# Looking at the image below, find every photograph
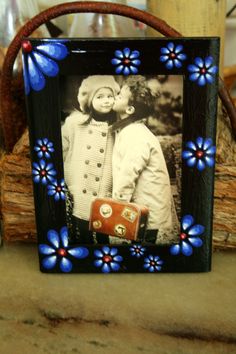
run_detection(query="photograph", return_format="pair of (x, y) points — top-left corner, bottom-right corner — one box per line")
(60, 74), (183, 246)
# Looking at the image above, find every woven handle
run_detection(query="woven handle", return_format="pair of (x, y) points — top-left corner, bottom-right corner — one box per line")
(0, 1), (235, 152)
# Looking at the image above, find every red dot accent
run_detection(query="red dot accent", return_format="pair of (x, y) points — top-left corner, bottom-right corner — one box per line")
(56, 186), (62, 192)
(41, 170), (46, 176)
(124, 58), (130, 65)
(22, 40), (33, 53)
(57, 248), (67, 257)
(103, 255), (112, 263)
(170, 52), (176, 59)
(196, 150), (204, 158)
(150, 261), (156, 266)
(180, 233), (187, 240)
(41, 146), (47, 152)
(200, 68), (206, 74)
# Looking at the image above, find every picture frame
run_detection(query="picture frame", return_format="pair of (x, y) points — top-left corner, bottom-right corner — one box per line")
(22, 37), (219, 273)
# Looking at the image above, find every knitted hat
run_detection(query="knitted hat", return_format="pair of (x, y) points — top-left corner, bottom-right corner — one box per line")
(78, 75), (120, 113)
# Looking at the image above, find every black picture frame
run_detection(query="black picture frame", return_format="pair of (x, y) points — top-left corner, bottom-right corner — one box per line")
(22, 37), (219, 273)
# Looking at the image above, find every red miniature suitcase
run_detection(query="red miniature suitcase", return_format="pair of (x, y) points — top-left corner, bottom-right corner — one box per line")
(89, 198), (149, 241)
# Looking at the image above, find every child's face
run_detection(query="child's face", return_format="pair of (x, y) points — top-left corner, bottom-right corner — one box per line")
(92, 87), (114, 114)
(113, 85), (132, 116)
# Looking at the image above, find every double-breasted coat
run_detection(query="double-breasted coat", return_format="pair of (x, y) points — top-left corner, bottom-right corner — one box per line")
(62, 111), (113, 221)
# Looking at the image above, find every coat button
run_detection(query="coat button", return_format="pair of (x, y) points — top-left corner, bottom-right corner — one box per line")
(87, 145), (91, 150)
(84, 174), (88, 178)
(93, 192), (97, 196)
(100, 148), (104, 153)
(85, 160), (89, 165)
(95, 177), (100, 181)
(102, 132), (106, 137)
(97, 163), (102, 168)
(83, 189), (87, 193)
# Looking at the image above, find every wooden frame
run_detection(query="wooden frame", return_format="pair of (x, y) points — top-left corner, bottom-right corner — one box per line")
(22, 37), (219, 273)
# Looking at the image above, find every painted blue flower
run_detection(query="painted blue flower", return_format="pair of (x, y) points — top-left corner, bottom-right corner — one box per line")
(111, 48), (141, 75)
(94, 246), (123, 273)
(22, 40), (68, 94)
(47, 179), (66, 201)
(182, 137), (216, 171)
(39, 226), (89, 272)
(130, 244), (146, 258)
(170, 215), (204, 257)
(188, 56), (218, 86)
(160, 42), (187, 69)
(143, 255), (163, 272)
(32, 159), (57, 185)
(34, 138), (54, 159)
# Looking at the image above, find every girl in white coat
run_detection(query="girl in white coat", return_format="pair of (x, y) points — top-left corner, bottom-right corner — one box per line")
(62, 76), (120, 244)
(112, 76), (173, 244)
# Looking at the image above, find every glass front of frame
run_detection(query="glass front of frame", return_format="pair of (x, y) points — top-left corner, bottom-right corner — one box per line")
(22, 38), (219, 273)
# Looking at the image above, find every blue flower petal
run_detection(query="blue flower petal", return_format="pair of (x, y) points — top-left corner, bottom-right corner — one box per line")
(129, 66), (138, 74)
(39, 244), (55, 255)
(181, 241), (193, 256)
(42, 255), (57, 269)
(111, 58), (122, 65)
(189, 72), (200, 82)
(182, 150), (194, 159)
(194, 57), (204, 68)
(143, 263), (150, 269)
(110, 262), (120, 271)
(94, 250), (103, 258)
(177, 53), (187, 61)
(205, 56), (213, 68)
(47, 229), (60, 248)
(22, 60), (30, 95)
(167, 42), (175, 51)
(205, 144), (216, 155)
(94, 259), (103, 267)
(196, 137), (204, 149)
(160, 47), (170, 54)
(68, 247), (89, 259)
(60, 226), (68, 248)
(32, 52), (59, 77)
(182, 215), (194, 231)
(160, 55), (169, 62)
(60, 257), (72, 272)
(186, 141), (197, 151)
(202, 138), (213, 151)
(188, 64), (199, 73)
(115, 65), (124, 74)
(208, 66), (218, 74)
(102, 263), (111, 273)
(54, 193), (60, 201)
(198, 75), (207, 86)
(170, 244), (181, 255)
(28, 55), (45, 91)
(123, 66), (130, 75)
(175, 44), (183, 53)
(197, 159), (206, 171)
(186, 156), (197, 167)
(36, 43), (68, 60)
(188, 224), (205, 236)
(188, 237), (203, 247)
(123, 48), (131, 58)
(174, 59), (182, 68)
(39, 159), (46, 169)
(109, 248), (118, 256)
(131, 59), (141, 66)
(130, 50), (140, 59)
(114, 50), (124, 59)
(205, 73), (214, 84)
(102, 246), (110, 255)
(166, 60), (174, 69)
(148, 266), (155, 272)
(33, 175), (41, 183)
(204, 156), (215, 167)
(113, 255), (123, 262)
(41, 176), (48, 185)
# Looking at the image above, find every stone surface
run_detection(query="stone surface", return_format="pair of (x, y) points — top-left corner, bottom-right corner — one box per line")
(0, 245), (235, 354)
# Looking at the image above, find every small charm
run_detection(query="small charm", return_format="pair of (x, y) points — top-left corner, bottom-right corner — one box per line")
(114, 224), (126, 237)
(121, 207), (137, 223)
(93, 220), (102, 229)
(100, 204), (112, 218)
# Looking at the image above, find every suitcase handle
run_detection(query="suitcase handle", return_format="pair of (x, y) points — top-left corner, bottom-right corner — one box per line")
(1, 1), (236, 152)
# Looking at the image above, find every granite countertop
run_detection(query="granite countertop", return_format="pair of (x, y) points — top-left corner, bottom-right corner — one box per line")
(0, 244), (235, 354)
